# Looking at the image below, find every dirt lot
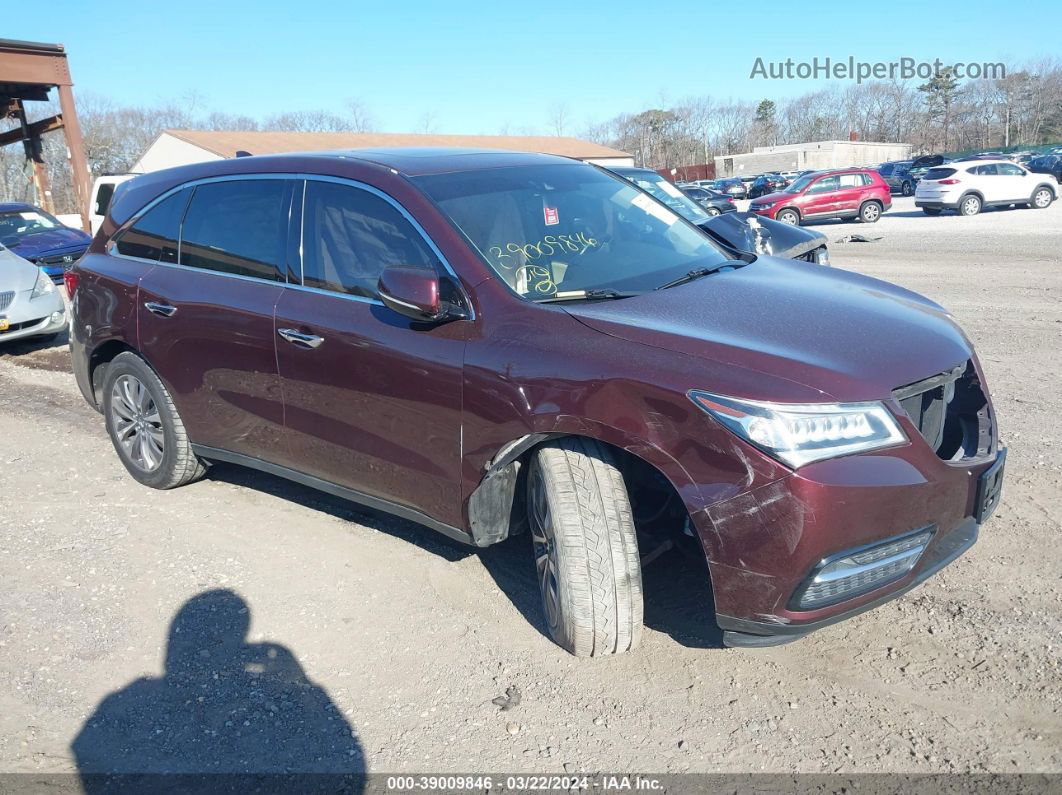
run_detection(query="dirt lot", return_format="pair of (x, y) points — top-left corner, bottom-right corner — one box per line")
(1, 196), (1059, 777)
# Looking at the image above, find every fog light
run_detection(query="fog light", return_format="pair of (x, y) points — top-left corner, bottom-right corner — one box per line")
(793, 528), (934, 610)
(50, 311), (64, 323)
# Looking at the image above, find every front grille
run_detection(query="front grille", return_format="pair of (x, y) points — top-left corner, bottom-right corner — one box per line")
(38, 248), (87, 266)
(0, 291), (13, 311)
(893, 361), (992, 460)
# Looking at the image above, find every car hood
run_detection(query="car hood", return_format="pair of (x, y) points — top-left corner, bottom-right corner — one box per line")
(5, 226), (91, 258)
(700, 212), (825, 259)
(561, 257), (972, 402)
(751, 190), (796, 204)
(0, 246), (41, 291)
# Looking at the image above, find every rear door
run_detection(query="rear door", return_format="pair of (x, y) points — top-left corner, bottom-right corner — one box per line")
(137, 177), (295, 462)
(272, 178), (467, 528)
(833, 173), (866, 215)
(971, 164), (1003, 202)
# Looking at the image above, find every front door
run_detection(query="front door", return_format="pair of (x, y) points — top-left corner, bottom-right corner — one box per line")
(137, 177), (295, 462)
(273, 179), (467, 528)
(801, 175), (840, 217)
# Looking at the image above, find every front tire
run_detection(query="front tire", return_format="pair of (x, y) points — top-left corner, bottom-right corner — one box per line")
(527, 438), (643, 657)
(103, 352), (206, 490)
(776, 208), (800, 225)
(706, 207), (721, 216)
(1032, 187), (1054, 209)
(959, 194), (982, 216)
(901, 181), (914, 197)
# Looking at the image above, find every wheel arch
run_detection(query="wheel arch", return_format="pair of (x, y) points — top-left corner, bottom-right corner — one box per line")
(466, 426), (699, 549)
(87, 339), (140, 409)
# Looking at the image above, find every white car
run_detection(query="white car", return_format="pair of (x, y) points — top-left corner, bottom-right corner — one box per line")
(0, 243), (67, 344)
(915, 159), (1057, 216)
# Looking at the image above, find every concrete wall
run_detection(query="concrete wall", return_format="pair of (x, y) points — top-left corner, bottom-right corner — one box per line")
(714, 140), (912, 177)
(131, 134), (224, 173)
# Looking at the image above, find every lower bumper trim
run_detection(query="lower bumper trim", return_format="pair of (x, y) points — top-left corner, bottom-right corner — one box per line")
(717, 517), (979, 644)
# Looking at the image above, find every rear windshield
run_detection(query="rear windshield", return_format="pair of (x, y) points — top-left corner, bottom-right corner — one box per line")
(923, 168), (957, 180)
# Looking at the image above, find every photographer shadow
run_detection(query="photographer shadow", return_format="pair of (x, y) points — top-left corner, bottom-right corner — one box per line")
(72, 589), (364, 793)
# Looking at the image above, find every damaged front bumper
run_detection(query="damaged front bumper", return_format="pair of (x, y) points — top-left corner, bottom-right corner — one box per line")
(717, 518), (978, 647)
(690, 446), (1004, 649)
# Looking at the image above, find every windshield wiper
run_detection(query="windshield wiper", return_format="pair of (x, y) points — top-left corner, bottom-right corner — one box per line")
(536, 288), (637, 303)
(654, 260), (747, 290)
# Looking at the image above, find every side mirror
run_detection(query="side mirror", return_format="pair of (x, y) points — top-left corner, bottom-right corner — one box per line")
(378, 266), (464, 323)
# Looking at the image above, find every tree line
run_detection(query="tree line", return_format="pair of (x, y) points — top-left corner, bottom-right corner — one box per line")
(2, 58), (1060, 216)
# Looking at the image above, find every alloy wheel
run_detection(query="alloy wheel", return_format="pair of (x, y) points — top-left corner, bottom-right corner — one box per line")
(529, 466), (561, 631)
(862, 203), (881, 222)
(961, 196), (981, 216)
(110, 374), (165, 471)
(1034, 189), (1052, 208)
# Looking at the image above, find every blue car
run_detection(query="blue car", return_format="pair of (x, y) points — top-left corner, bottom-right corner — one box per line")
(0, 202), (92, 283)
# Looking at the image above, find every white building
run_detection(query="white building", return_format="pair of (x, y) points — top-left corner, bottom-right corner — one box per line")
(132, 130), (634, 173)
(714, 140), (912, 177)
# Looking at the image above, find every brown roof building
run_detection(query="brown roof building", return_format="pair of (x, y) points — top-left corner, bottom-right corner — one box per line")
(132, 130), (633, 172)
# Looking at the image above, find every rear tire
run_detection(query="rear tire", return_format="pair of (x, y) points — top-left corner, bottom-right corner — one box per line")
(858, 201), (882, 223)
(706, 207), (721, 216)
(527, 438), (643, 657)
(959, 194), (982, 216)
(103, 352), (206, 490)
(901, 181), (914, 197)
(776, 208), (800, 225)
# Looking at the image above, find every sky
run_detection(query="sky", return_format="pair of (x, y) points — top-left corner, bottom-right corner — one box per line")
(15, 0), (1062, 135)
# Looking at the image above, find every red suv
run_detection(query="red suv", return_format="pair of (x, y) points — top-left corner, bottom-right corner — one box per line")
(68, 150), (1003, 656)
(749, 168), (892, 225)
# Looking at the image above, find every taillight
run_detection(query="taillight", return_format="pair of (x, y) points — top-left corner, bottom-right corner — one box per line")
(63, 269), (79, 296)
(939, 179), (961, 185)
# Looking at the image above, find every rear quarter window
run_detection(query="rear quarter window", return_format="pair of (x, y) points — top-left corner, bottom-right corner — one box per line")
(114, 189), (191, 263)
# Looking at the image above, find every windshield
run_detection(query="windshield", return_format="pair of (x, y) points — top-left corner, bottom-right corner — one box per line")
(621, 173), (709, 224)
(0, 208), (61, 240)
(415, 164), (729, 300)
(786, 173), (817, 193)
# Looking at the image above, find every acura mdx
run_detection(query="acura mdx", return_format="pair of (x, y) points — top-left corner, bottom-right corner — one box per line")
(68, 149), (1005, 656)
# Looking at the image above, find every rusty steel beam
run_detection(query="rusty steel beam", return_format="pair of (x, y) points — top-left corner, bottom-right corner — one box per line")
(0, 40), (90, 230)
(0, 112), (64, 147)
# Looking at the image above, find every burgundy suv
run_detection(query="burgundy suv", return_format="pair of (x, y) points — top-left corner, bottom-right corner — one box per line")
(749, 168), (892, 225)
(68, 150), (1004, 656)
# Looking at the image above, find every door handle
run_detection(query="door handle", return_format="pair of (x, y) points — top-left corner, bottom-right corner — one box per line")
(144, 301), (177, 317)
(277, 328), (324, 349)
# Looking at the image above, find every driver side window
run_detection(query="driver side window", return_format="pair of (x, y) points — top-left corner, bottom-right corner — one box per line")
(301, 180), (439, 299)
(808, 176), (839, 194)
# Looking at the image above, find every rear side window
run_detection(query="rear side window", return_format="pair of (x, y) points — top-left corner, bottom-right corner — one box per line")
(114, 189), (191, 263)
(924, 168), (957, 181)
(971, 164), (998, 176)
(180, 180), (289, 281)
(301, 180), (438, 299)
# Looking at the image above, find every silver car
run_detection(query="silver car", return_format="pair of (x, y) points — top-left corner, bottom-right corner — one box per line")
(0, 243), (67, 344)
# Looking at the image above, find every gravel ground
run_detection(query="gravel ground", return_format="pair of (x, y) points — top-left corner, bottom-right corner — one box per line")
(0, 196), (1059, 777)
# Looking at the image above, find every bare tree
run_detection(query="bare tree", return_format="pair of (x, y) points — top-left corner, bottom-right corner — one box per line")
(345, 98), (376, 133)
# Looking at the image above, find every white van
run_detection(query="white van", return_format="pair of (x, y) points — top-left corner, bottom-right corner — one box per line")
(88, 175), (137, 234)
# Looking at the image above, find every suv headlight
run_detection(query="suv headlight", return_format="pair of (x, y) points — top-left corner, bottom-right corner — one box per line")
(688, 391), (907, 468)
(30, 269), (55, 299)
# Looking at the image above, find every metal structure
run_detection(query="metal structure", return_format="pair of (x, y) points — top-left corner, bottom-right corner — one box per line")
(0, 38), (90, 230)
